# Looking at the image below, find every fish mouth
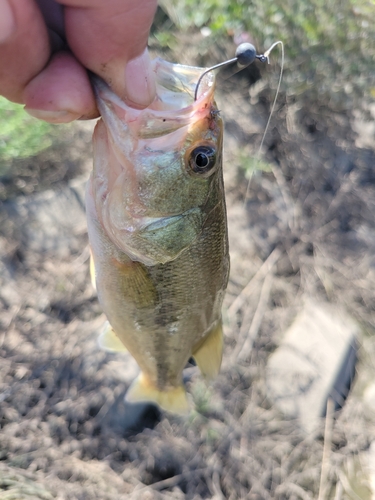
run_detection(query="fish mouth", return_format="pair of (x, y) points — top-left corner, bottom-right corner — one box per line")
(92, 58), (216, 139)
(150, 57), (215, 110)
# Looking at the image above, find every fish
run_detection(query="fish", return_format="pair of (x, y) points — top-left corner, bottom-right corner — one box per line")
(86, 57), (229, 414)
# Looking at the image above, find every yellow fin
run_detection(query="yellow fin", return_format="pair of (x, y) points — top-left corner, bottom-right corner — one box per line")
(192, 320), (223, 380)
(98, 321), (127, 352)
(89, 250), (96, 290)
(125, 373), (189, 415)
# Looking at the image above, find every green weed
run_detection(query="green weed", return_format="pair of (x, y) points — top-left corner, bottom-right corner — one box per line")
(0, 98), (54, 175)
(160, 0), (375, 109)
(239, 155), (273, 180)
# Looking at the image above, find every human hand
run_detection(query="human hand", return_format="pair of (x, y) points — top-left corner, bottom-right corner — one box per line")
(0, 0), (158, 122)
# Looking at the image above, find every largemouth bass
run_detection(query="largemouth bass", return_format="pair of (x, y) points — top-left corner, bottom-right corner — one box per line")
(86, 58), (229, 414)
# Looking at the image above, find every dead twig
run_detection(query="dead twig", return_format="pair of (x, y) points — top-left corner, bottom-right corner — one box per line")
(228, 247), (281, 316)
(318, 398), (335, 500)
(333, 480), (343, 500)
(338, 471), (364, 500)
(271, 164), (298, 232)
(275, 481), (313, 500)
(231, 272), (274, 362)
(132, 468), (210, 494)
(211, 469), (225, 500)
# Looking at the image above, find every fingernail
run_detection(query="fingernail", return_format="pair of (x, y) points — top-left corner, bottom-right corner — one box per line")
(124, 48), (156, 109)
(0, 0), (16, 43)
(25, 108), (81, 123)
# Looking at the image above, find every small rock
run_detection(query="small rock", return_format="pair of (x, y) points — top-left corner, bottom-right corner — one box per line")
(266, 301), (358, 433)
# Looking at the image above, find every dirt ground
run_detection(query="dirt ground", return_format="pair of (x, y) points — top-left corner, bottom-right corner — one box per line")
(1, 37), (375, 499)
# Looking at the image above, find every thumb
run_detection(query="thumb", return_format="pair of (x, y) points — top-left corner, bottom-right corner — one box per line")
(60, 0), (157, 108)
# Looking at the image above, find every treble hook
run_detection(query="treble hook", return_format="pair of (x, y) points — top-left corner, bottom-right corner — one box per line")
(194, 43), (268, 101)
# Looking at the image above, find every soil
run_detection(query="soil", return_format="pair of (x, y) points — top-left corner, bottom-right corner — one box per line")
(0, 39), (375, 499)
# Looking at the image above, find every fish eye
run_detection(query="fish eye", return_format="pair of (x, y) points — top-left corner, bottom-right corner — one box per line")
(189, 145), (217, 175)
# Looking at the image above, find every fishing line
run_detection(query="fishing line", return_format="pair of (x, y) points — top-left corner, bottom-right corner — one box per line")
(243, 40), (284, 207)
(194, 43), (267, 101)
(193, 41), (284, 207)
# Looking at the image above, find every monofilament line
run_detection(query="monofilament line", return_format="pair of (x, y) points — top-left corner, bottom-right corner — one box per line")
(243, 40), (284, 207)
(194, 43), (266, 101)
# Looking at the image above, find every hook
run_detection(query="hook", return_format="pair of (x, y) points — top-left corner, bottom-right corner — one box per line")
(194, 43), (268, 101)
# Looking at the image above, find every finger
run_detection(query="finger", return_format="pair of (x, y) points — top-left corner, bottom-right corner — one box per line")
(0, 0), (50, 103)
(59, 0), (158, 108)
(24, 51), (98, 123)
(35, 0), (65, 38)
(35, 0), (66, 53)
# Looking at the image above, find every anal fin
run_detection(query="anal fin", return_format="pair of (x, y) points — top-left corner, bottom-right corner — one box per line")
(192, 320), (223, 380)
(98, 321), (127, 353)
(125, 373), (189, 415)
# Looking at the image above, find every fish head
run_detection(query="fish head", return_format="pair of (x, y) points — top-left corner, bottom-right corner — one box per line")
(90, 58), (224, 264)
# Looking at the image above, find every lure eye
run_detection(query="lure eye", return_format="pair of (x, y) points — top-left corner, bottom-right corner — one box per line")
(189, 145), (217, 175)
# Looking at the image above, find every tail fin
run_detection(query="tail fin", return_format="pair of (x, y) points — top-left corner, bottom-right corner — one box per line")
(125, 373), (189, 415)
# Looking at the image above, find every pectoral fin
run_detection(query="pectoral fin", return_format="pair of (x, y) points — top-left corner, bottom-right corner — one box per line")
(125, 373), (189, 415)
(98, 321), (127, 352)
(192, 321), (223, 380)
(134, 208), (203, 264)
(112, 258), (157, 309)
